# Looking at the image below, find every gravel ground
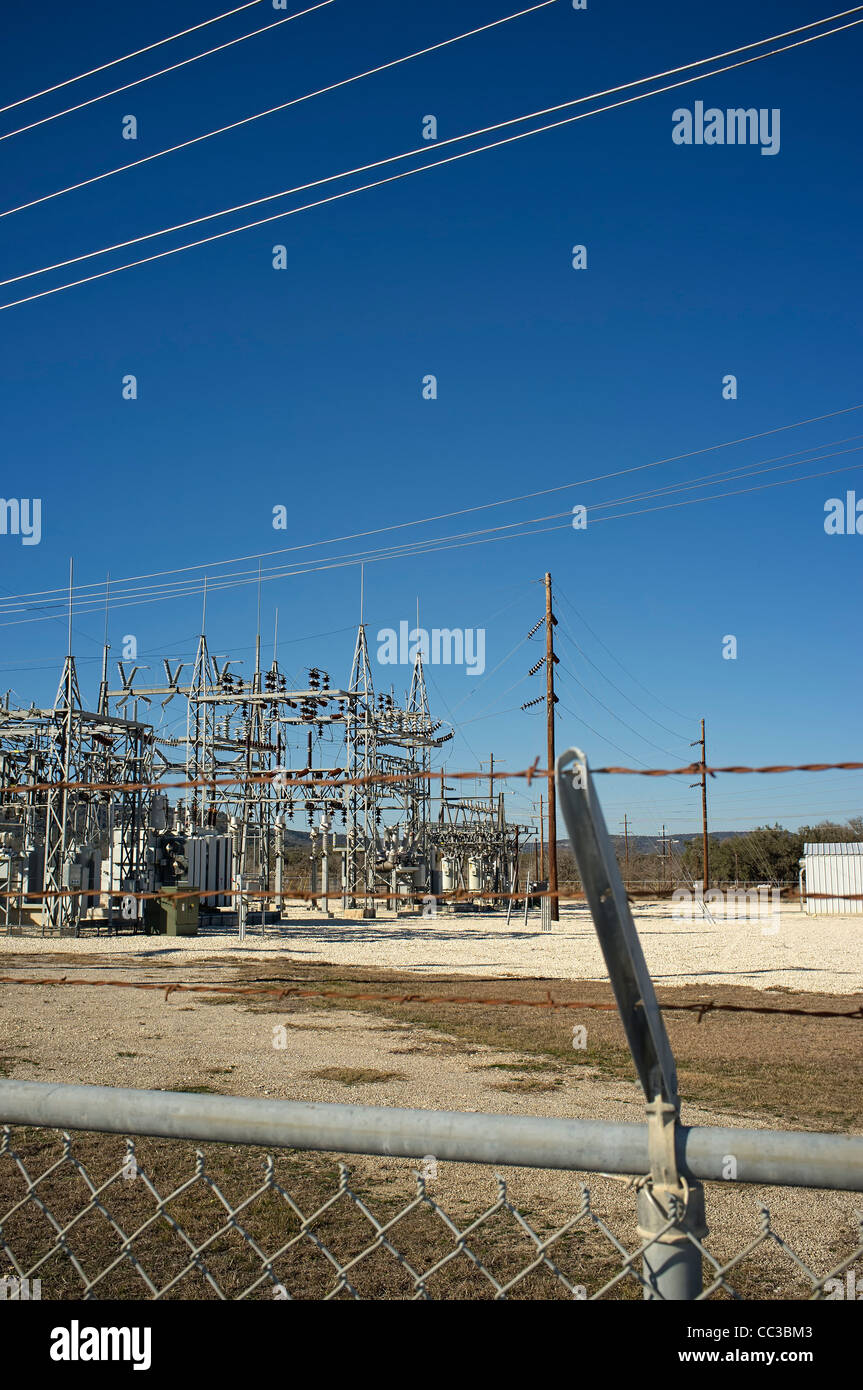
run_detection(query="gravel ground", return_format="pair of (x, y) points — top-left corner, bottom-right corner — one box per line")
(1, 953), (861, 1296)
(2, 897), (860, 1296)
(1, 898), (860, 993)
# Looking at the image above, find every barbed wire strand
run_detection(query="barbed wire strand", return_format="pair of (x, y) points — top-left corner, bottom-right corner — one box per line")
(2, 759), (862, 797)
(0, 974), (860, 1022)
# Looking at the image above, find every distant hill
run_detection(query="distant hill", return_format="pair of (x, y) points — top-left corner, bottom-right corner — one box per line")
(607, 830), (751, 853)
(549, 831), (751, 854)
(283, 827), (346, 848)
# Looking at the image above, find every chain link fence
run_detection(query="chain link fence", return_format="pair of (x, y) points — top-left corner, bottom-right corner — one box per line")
(1, 1098), (862, 1301)
(2, 751), (860, 1302)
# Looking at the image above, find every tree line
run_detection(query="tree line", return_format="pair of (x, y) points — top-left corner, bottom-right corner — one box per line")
(678, 818), (862, 884)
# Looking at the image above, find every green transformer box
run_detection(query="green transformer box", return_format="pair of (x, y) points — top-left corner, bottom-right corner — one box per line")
(143, 884), (199, 936)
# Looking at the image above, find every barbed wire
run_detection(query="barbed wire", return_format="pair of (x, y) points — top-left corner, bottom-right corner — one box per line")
(595, 761), (863, 778)
(0, 973), (860, 1021)
(1, 884), (860, 903)
(1, 758), (862, 797)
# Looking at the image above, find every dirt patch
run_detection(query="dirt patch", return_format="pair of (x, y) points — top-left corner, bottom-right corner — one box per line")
(389, 1038), (478, 1056)
(304, 1067), (408, 1087)
(488, 1077), (565, 1094)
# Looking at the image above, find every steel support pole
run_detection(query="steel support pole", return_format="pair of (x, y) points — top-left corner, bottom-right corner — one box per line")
(638, 1096), (705, 1299)
(690, 719), (709, 893)
(638, 1182), (706, 1300)
(237, 873), (246, 942)
(701, 719), (709, 895)
(275, 819), (284, 918)
(556, 748), (705, 1296)
(321, 817), (331, 919)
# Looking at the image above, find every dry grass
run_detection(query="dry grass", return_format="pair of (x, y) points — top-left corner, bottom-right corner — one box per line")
(2, 956), (860, 1301)
(217, 963), (863, 1131)
(303, 1067), (407, 1087)
(0, 1127), (641, 1301)
(0, 1126), (828, 1302)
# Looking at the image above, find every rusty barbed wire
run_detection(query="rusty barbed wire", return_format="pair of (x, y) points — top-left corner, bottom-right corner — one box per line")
(593, 761), (863, 777)
(0, 880), (859, 905)
(0, 760), (541, 797)
(0, 973), (860, 1022)
(1, 757), (861, 797)
(1, 884), (861, 903)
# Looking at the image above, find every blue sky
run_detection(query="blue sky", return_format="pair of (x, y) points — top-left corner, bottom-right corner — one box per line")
(0, 0), (861, 836)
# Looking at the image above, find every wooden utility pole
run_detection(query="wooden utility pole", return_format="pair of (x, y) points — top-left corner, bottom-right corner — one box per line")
(544, 572), (559, 921)
(622, 814), (630, 879)
(539, 792), (545, 881)
(691, 718), (709, 893)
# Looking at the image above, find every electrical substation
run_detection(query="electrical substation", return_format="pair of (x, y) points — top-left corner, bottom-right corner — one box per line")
(0, 616), (532, 937)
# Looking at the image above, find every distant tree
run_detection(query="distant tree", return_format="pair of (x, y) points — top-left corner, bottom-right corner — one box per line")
(680, 816), (862, 884)
(681, 825), (800, 884)
(798, 818), (863, 843)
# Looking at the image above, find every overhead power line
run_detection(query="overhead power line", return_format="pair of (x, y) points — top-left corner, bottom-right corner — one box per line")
(587, 433), (863, 514)
(71, 452), (863, 614)
(4, 9), (861, 283)
(556, 658), (687, 763)
(0, 1), (266, 115)
(590, 452), (863, 525)
(554, 612), (691, 745)
(555, 584), (697, 727)
(3, 406), (860, 609)
(0, 1), (560, 221)
(3, 12), (863, 309)
(0, 1), (335, 144)
(556, 699), (654, 771)
(0, 2), (268, 116)
(1, 440), (862, 627)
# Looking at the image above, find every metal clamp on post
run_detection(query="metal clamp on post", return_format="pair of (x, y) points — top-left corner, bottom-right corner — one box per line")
(647, 1096), (681, 1191)
(638, 1096), (707, 1300)
(555, 747), (707, 1299)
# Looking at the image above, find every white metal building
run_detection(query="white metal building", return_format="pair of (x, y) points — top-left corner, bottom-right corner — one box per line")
(800, 842), (863, 915)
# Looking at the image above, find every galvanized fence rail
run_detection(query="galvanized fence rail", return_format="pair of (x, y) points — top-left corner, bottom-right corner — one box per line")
(1, 1082), (862, 1301)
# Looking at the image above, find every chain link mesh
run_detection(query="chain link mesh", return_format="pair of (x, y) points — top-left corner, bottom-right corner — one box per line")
(1, 1126), (860, 1301)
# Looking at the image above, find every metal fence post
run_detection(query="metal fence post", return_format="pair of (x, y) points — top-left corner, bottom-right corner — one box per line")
(555, 746), (707, 1299)
(638, 1097), (706, 1300)
(540, 888), (551, 932)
